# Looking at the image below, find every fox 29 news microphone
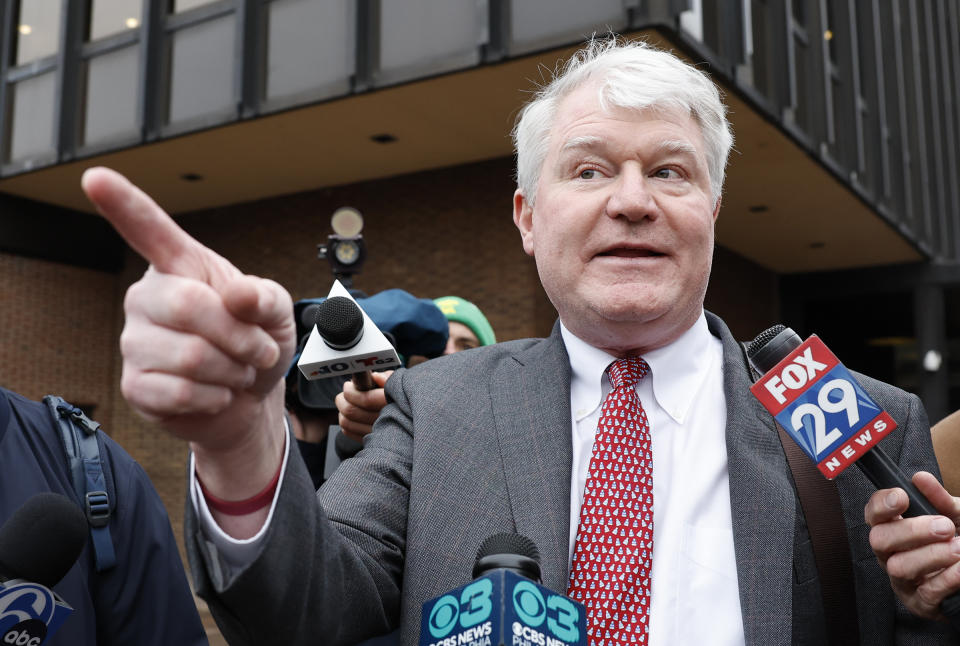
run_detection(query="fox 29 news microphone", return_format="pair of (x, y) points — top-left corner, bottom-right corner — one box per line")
(419, 534), (586, 646)
(0, 493), (88, 646)
(746, 325), (960, 630)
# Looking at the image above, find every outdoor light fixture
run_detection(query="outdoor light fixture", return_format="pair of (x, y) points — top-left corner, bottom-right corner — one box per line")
(318, 207), (366, 286)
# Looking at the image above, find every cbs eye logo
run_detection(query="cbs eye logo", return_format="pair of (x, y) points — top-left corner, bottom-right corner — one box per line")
(428, 579), (493, 638)
(511, 581), (579, 642)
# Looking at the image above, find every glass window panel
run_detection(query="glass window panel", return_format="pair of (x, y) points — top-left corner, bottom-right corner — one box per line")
(89, 0), (143, 41)
(378, 0), (480, 84)
(266, 0), (353, 101)
(7, 72), (56, 161)
(15, 0), (62, 64)
(174, 0), (217, 12)
(510, 0), (626, 55)
(168, 15), (235, 124)
(83, 45), (139, 146)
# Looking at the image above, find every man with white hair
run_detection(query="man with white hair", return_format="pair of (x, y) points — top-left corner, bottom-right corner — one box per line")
(82, 38), (956, 645)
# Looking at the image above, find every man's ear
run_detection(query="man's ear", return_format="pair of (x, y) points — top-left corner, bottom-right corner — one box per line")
(712, 195), (722, 222)
(513, 189), (535, 257)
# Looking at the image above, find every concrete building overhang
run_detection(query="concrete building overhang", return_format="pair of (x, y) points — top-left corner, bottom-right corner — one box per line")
(0, 30), (921, 274)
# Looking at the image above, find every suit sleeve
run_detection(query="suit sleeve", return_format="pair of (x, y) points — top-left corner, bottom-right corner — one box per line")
(187, 369), (418, 646)
(95, 444), (209, 646)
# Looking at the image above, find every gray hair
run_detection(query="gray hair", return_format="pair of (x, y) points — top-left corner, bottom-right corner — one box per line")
(512, 38), (734, 204)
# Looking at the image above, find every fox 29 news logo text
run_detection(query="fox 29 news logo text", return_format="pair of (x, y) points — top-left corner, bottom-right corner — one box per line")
(750, 335), (897, 478)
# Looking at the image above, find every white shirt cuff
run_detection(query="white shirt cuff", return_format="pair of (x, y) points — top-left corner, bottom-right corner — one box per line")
(189, 420), (291, 570)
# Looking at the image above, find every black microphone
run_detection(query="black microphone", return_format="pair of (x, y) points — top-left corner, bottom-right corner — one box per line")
(747, 325), (960, 625)
(419, 533), (586, 646)
(313, 296), (374, 390)
(305, 293), (401, 392)
(0, 493), (88, 643)
(472, 533), (542, 582)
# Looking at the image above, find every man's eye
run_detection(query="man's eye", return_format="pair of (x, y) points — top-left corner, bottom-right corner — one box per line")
(579, 169), (598, 179)
(653, 167), (680, 179)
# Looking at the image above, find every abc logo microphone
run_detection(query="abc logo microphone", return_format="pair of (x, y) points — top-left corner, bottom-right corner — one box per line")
(419, 533), (586, 646)
(0, 493), (88, 645)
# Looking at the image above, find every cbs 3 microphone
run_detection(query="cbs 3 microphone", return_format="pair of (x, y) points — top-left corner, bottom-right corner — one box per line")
(420, 533), (587, 646)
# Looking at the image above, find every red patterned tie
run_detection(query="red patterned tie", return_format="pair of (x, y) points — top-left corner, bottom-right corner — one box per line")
(568, 357), (652, 646)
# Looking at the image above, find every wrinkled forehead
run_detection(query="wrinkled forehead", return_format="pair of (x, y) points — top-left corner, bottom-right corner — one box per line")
(548, 84), (706, 154)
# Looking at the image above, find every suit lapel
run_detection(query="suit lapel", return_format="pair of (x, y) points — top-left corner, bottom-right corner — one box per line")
(709, 313), (795, 646)
(490, 324), (573, 594)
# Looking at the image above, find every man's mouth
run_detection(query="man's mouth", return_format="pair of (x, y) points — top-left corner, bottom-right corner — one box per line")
(596, 247), (665, 258)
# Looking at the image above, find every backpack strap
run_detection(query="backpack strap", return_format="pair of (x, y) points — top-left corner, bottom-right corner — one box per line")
(740, 343), (859, 646)
(43, 396), (117, 572)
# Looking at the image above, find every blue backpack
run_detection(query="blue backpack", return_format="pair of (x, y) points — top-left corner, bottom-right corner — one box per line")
(42, 396), (117, 572)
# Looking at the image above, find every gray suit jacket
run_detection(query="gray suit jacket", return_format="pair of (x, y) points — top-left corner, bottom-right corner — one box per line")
(187, 313), (955, 645)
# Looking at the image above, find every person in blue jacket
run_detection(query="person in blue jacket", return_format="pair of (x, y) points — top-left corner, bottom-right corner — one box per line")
(0, 386), (208, 646)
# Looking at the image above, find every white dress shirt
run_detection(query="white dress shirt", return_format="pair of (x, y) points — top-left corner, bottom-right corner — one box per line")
(196, 313), (745, 644)
(561, 312), (744, 646)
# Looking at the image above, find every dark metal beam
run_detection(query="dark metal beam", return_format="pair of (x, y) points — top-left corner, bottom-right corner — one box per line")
(937, 0), (960, 262)
(55, 0), (84, 162)
(915, 283), (948, 423)
(923, 3), (948, 259)
(906, 2), (933, 243)
(353, 0), (379, 92)
(236, 0), (262, 119)
(482, 0), (509, 62)
(0, 0), (12, 163)
(139, 0), (166, 142)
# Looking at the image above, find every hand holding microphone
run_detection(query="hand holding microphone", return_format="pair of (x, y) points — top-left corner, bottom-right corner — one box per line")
(747, 325), (960, 629)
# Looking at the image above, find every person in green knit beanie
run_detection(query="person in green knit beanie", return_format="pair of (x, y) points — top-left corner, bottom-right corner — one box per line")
(432, 296), (496, 353)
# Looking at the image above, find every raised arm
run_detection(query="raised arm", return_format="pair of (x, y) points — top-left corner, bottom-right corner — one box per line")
(82, 167), (296, 538)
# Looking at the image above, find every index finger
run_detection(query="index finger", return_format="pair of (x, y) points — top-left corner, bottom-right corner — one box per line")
(81, 166), (204, 277)
(913, 471), (960, 524)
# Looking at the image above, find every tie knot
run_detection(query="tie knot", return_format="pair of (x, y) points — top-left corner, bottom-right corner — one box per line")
(607, 356), (649, 389)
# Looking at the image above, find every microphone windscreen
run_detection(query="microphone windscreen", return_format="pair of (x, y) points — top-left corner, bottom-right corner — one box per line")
(315, 297), (364, 349)
(476, 533), (540, 563)
(0, 492), (88, 588)
(472, 533), (542, 582)
(746, 324), (801, 374)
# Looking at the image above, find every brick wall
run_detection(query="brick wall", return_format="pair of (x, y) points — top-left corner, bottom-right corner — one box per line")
(0, 252), (119, 417)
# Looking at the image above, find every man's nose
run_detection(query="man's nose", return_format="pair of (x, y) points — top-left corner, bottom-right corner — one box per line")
(605, 166), (658, 222)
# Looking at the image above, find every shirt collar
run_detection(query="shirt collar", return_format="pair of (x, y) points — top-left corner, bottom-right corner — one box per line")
(561, 311), (717, 424)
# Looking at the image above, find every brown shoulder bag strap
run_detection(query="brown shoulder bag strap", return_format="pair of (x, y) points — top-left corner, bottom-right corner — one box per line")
(742, 342), (860, 645)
